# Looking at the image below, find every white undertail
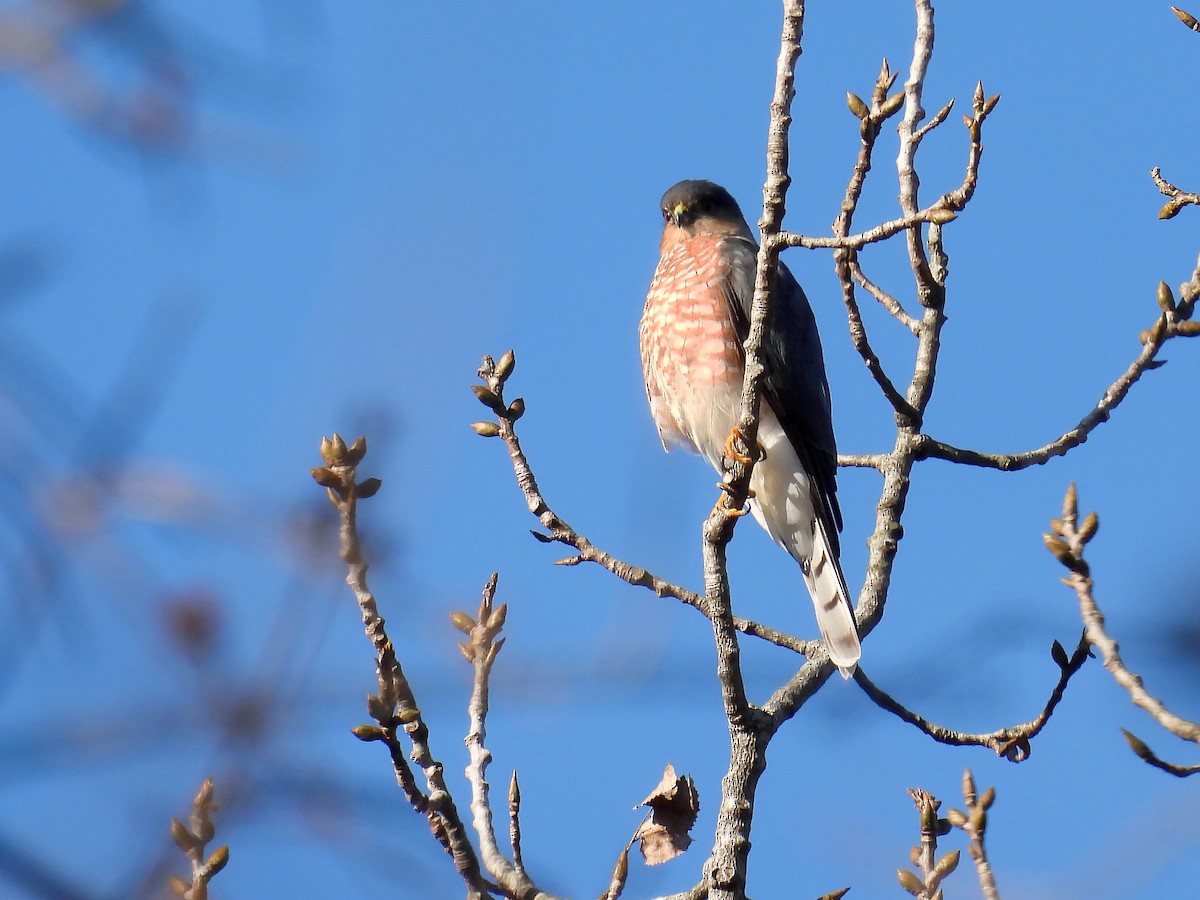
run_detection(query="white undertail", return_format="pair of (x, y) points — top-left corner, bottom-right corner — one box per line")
(744, 411), (861, 679)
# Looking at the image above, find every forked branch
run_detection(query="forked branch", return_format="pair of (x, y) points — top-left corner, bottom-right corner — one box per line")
(1043, 484), (1200, 777)
(855, 631), (1091, 761)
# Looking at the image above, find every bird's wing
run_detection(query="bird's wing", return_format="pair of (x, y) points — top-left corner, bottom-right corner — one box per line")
(717, 235), (843, 550)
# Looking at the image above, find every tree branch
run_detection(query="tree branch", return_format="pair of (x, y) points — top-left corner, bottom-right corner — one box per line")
(471, 352), (822, 662)
(455, 575), (558, 897)
(312, 436), (492, 898)
(853, 631), (1091, 761)
(1152, 165), (1200, 220)
(168, 779), (228, 900)
(1043, 484), (1200, 775)
(849, 254), (920, 333)
(946, 769), (1000, 900)
(914, 297), (1199, 470)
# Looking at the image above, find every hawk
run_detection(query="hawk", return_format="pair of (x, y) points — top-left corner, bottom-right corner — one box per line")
(639, 179), (860, 677)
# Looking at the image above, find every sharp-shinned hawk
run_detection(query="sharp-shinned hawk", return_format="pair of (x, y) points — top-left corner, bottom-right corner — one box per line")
(639, 179), (861, 677)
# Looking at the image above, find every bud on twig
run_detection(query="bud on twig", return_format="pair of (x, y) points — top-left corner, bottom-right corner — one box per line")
(1157, 280), (1177, 312)
(897, 867), (924, 895)
(1077, 511), (1099, 543)
(935, 850), (960, 878)
(1062, 482), (1078, 520)
(472, 385), (505, 413)
(351, 724), (385, 741)
(495, 348), (516, 381)
(1050, 640), (1069, 669)
(206, 846), (230, 875)
(881, 91), (905, 117)
(1042, 533), (1074, 565)
(846, 91), (869, 119)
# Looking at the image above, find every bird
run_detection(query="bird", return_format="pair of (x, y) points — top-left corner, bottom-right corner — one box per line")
(639, 179), (861, 677)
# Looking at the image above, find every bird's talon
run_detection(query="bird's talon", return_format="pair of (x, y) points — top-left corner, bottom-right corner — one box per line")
(714, 491), (752, 517)
(722, 426), (755, 466)
(714, 480), (754, 498)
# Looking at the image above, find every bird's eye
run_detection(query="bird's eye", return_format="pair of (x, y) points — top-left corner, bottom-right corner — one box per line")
(661, 208), (670, 222)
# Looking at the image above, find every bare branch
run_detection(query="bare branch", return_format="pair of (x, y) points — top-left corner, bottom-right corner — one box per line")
(854, 631), (1091, 761)
(946, 770), (1000, 900)
(1120, 729), (1200, 778)
(896, 0), (937, 308)
(837, 452), (889, 470)
(456, 575), (557, 897)
(508, 772), (526, 875)
(849, 256), (920, 333)
(912, 96), (955, 142)
(168, 779), (228, 900)
(313, 435), (492, 898)
(915, 301), (1195, 470)
(689, 5), (812, 895)
(826, 62), (923, 427)
(1151, 165), (1200, 219)
(1043, 486), (1200, 768)
(473, 352), (821, 660)
(898, 788), (958, 899)
(598, 843), (632, 900)
(773, 204), (956, 251)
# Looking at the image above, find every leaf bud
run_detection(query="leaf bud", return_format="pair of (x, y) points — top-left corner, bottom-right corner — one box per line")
(846, 91), (869, 119)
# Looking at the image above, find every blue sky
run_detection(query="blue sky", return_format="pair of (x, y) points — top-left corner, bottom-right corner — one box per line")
(0, 1), (1197, 897)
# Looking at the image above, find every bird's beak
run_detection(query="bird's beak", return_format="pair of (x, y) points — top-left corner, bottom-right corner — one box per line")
(670, 202), (687, 227)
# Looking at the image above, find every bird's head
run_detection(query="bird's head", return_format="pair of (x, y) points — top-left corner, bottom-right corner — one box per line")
(659, 180), (753, 244)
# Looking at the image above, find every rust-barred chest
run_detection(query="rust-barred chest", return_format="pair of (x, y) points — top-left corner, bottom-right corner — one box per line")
(639, 235), (746, 453)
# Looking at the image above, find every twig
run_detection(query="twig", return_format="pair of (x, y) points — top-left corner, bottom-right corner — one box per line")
(598, 842), (632, 900)
(854, 630), (1092, 761)
(912, 96), (955, 142)
(1043, 484), (1200, 775)
(915, 298), (1197, 470)
(1151, 165), (1200, 220)
(471, 352), (824, 664)
(849, 255), (919, 333)
(946, 769), (1000, 900)
(897, 788), (958, 899)
(455, 574), (557, 897)
(1120, 729), (1200, 778)
(312, 436), (492, 898)
(474, 353), (705, 610)
(828, 62), (922, 426)
(773, 203), (955, 251)
(508, 772), (525, 875)
(168, 779), (229, 900)
(837, 452), (889, 470)
(896, 0), (937, 309)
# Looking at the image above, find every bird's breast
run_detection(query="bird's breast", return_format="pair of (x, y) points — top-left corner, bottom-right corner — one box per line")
(639, 236), (746, 459)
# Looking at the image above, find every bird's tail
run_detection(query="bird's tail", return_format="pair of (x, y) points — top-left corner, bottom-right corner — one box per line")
(801, 516), (861, 679)
(745, 417), (862, 677)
